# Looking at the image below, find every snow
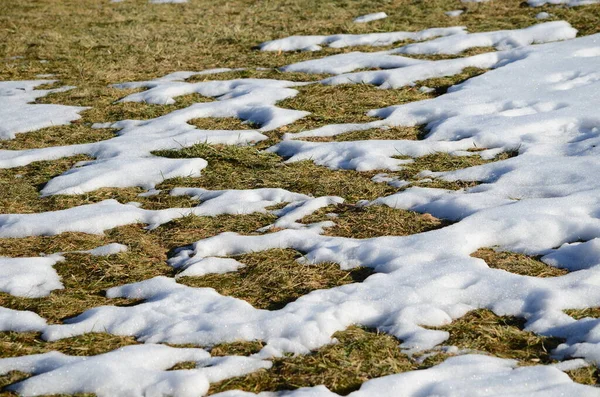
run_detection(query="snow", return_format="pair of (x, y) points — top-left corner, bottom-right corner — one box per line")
(259, 27), (466, 52)
(282, 52), (427, 75)
(85, 243), (129, 256)
(280, 21), (575, 77)
(40, 157), (208, 196)
(445, 10), (464, 17)
(536, 11), (551, 19)
(0, 188), (339, 238)
(528, 0), (599, 6)
(0, 344), (270, 397)
(0, 77), (307, 195)
(212, 356), (597, 396)
(391, 21), (576, 55)
(353, 12), (388, 23)
(173, 257), (246, 278)
(0, 307), (47, 332)
(0, 255), (64, 298)
(276, 29), (595, 168)
(0, 80), (87, 140)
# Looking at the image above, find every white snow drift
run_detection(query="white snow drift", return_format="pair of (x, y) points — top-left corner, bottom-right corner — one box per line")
(0, 344), (270, 397)
(259, 27), (466, 52)
(0, 80), (86, 140)
(0, 76), (308, 195)
(0, 188), (341, 238)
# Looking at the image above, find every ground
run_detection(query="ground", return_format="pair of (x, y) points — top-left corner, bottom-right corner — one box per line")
(1, 0), (600, 396)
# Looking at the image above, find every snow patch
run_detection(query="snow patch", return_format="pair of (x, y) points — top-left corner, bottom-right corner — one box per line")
(353, 12), (388, 23)
(0, 81), (87, 140)
(0, 344), (270, 397)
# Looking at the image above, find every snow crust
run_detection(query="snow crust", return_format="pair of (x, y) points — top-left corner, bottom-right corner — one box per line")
(353, 12), (388, 23)
(0, 81), (86, 140)
(214, 355), (598, 397)
(0, 344), (270, 397)
(0, 307), (46, 332)
(528, 0), (599, 6)
(0, 255), (64, 298)
(259, 27), (466, 52)
(0, 77), (307, 195)
(0, 188), (339, 238)
(281, 21), (574, 77)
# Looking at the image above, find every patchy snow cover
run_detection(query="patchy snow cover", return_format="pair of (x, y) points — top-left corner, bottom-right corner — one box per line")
(259, 27), (466, 52)
(282, 52), (427, 75)
(0, 344), (270, 397)
(0, 307), (47, 332)
(0, 80), (87, 140)
(0, 188), (338, 238)
(213, 355), (597, 397)
(28, 33), (600, 378)
(40, 157), (208, 196)
(0, 77), (307, 195)
(281, 22), (575, 79)
(391, 21), (575, 55)
(0, 255), (64, 298)
(528, 0), (599, 5)
(276, 30), (596, 168)
(42, 191), (600, 363)
(353, 12), (388, 23)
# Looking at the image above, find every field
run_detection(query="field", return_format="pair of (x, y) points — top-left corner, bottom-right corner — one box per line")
(1, 0), (600, 395)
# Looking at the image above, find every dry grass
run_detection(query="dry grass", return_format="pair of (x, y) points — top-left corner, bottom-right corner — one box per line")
(439, 310), (563, 364)
(179, 249), (373, 310)
(208, 326), (446, 395)
(472, 248), (568, 278)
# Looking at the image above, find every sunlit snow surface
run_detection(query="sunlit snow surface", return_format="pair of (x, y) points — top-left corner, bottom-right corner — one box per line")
(0, 81), (86, 140)
(2, 21), (600, 396)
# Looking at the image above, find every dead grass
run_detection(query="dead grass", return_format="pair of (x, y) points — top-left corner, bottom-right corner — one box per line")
(438, 309), (563, 364)
(208, 326), (445, 395)
(179, 249), (373, 310)
(303, 204), (449, 239)
(155, 144), (397, 202)
(565, 308), (600, 320)
(208, 308), (578, 395)
(472, 248), (568, 277)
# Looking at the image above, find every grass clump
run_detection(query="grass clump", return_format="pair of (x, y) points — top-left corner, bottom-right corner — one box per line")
(472, 248), (568, 277)
(155, 144), (395, 202)
(208, 326), (440, 395)
(178, 249), (373, 310)
(438, 309), (563, 364)
(302, 204), (449, 239)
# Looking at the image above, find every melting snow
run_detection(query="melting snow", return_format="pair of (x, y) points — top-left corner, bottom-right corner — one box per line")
(213, 355), (598, 396)
(0, 77), (307, 195)
(0, 188), (340, 238)
(2, 17), (600, 397)
(0, 344), (270, 397)
(259, 27), (466, 52)
(0, 255), (64, 298)
(353, 12), (388, 23)
(0, 81), (86, 140)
